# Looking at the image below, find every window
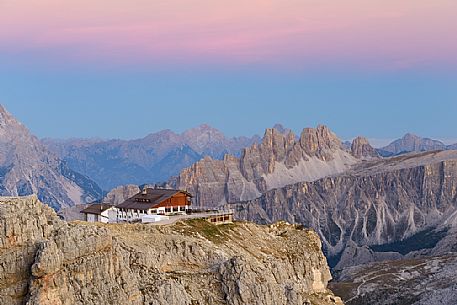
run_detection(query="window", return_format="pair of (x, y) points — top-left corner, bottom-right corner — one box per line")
(151, 209), (157, 214)
(165, 207), (171, 213)
(135, 198), (151, 203)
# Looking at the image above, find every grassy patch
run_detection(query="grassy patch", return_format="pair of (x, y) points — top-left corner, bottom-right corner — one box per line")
(177, 219), (237, 244)
(370, 227), (448, 255)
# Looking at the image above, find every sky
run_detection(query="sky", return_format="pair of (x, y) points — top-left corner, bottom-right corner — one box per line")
(0, 0), (456, 144)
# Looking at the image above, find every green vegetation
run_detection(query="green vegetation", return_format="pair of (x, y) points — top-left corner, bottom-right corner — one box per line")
(177, 219), (237, 244)
(370, 227), (448, 255)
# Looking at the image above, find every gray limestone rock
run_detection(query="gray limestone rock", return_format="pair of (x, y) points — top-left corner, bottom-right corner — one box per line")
(174, 125), (362, 208)
(0, 195), (343, 305)
(350, 137), (379, 159)
(0, 105), (102, 210)
(231, 150), (457, 269)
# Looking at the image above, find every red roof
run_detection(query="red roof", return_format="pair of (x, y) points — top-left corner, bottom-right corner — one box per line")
(116, 188), (192, 210)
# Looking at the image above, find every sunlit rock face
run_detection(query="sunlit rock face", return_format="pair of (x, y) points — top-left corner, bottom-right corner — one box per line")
(0, 196), (343, 305)
(232, 150), (457, 268)
(175, 125), (369, 207)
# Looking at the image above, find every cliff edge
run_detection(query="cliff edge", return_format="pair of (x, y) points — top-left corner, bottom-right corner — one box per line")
(0, 195), (343, 305)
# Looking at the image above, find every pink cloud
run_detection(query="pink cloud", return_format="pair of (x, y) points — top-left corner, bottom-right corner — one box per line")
(1, 0), (456, 69)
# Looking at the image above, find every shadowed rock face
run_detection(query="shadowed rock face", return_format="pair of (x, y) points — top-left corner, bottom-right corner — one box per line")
(330, 254), (457, 305)
(0, 105), (101, 209)
(174, 125), (371, 208)
(0, 196), (343, 305)
(230, 150), (457, 269)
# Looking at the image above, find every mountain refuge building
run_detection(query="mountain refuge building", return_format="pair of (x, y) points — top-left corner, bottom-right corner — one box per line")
(116, 188), (192, 222)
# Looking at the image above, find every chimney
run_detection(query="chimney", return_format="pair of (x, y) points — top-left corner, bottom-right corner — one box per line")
(142, 188), (147, 195)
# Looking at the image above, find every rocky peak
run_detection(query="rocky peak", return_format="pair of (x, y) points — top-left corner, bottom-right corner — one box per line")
(381, 133), (447, 155)
(182, 124), (227, 151)
(0, 105), (102, 209)
(403, 133), (420, 141)
(272, 123), (292, 135)
(141, 129), (181, 146)
(175, 124), (358, 207)
(0, 104), (30, 139)
(261, 128), (288, 148)
(299, 125), (342, 159)
(351, 136), (379, 159)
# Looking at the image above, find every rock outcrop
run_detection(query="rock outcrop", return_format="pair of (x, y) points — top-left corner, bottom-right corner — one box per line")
(230, 150), (457, 268)
(102, 184), (141, 204)
(0, 195), (343, 305)
(350, 137), (379, 159)
(0, 105), (102, 209)
(175, 125), (362, 207)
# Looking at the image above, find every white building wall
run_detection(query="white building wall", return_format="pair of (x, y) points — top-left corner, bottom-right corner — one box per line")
(87, 214), (98, 222)
(105, 208), (118, 223)
(100, 210), (110, 223)
(117, 205), (190, 222)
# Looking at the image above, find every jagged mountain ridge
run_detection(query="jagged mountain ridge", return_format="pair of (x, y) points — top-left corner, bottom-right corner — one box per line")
(173, 125), (377, 207)
(0, 195), (343, 305)
(0, 105), (102, 210)
(43, 124), (260, 190)
(378, 133), (457, 156)
(229, 150), (457, 269)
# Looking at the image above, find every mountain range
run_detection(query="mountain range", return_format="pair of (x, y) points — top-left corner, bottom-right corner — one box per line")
(167, 125), (457, 267)
(167, 126), (457, 303)
(172, 126), (376, 207)
(2, 103), (457, 304)
(0, 105), (101, 210)
(377, 133), (457, 156)
(43, 124), (260, 190)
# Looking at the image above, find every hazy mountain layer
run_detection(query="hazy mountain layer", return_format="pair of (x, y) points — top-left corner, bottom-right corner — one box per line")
(0, 105), (101, 209)
(43, 124), (259, 190)
(378, 133), (457, 156)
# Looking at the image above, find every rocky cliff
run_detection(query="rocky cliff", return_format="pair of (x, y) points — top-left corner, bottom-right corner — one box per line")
(0, 195), (343, 305)
(330, 253), (457, 305)
(0, 105), (102, 210)
(174, 125), (372, 207)
(229, 150), (457, 269)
